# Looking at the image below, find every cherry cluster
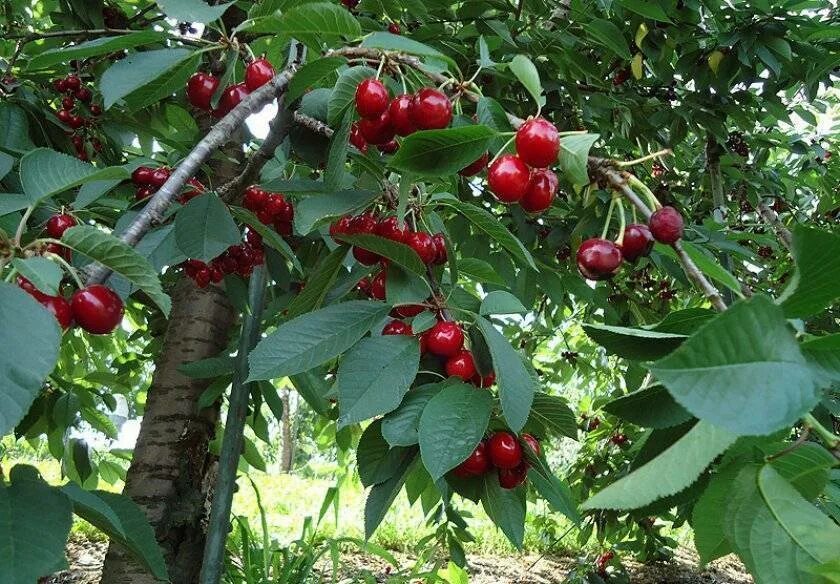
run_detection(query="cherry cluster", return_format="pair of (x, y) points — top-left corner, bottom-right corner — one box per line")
(242, 185), (294, 236)
(18, 275), (124, 335)
(130, 166), (205, 203)
(351, 78), (453, 153)
(726, 131), (750, 157)
(576, 206), (684, 281)
(454, 431), (540, 489)
(330, 212), (447, 266)
(487, 118), (560, 214)
(182, 236), (265, 286)
(51, 73), (104, 160)
(185, 57), (275, 117)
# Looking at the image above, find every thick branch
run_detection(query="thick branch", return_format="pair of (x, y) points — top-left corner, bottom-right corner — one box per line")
(757, 202), (793, 252)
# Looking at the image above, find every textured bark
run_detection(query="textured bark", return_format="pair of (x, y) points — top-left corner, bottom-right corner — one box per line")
(100, 280), (235, 584)
(279, 388), (294, 473)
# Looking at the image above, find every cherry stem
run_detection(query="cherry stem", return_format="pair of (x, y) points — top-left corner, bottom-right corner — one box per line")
(489, 135), (516, 165)
(14, 205), (34, 246)
(465, 66), (483, 85)
(45, 250), (84, 289)
(802, 414), (840, 451)
(601, 197), (616, 239)
(615, 198), (626, 243)
(375, 55), (386, 79)
(615, 148), (672, 167)
(627, 175), (661, 210)
(3, 267), (18, 283)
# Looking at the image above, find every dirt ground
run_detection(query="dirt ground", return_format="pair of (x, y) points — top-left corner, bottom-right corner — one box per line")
(46, 537), (752, 583)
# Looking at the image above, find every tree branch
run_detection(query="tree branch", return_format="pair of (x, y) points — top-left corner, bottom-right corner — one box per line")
(757, 201), (793, 252)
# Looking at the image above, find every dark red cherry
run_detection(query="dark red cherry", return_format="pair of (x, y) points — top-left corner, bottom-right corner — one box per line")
(424, 321), (464, 357)
(620, 223), (654, 262)
(74, 86), (92, 103)
(349, 122), (368, 153)
(56, 109), (73, 124)
(40, 295), (74, 330)
(131, 166), (153, 186)
(649, 206), (684, 244)
(487, 432), (523, 469)
(410, 88), (452, 130)
(387, 22), (401, 34)
(498, 464), (528, 489)
(520, 168), (558, 213)
(61, 96), (75, 110)
(375, 216), (407, 243)
(71, 285), (124, 334)
(353, 246), (380, 265)
(515, 117), (559, 168)
(243, 185), (268, 211)
(471, 370), (496, 388)
(378, 139), (399, 154)
(186, 72), (219, 110)
(64, 75), (81, 90)
(391, 304), (424, 318)
(67, 114), (84, 129)
(382, 320), (413, 336)
(521, 433), (540, 457)
(453, 442), (490, 478)
(46, 213), (77, 238)
(369, 270), (386, 300)
(244, 57), (275, 91)
(148, 167), (170, 188)
(488, 154), (530, 203)
(358, 110), (395, 145)
(355, 78), (389, 119)
(431, 233), (447, 265)
(459, 152), (488, 177)
(445, 350), (477, 380)
(330, 215), (354, 243)
(576, 238), (623, 280)
(405, 231), (437, 264)
(388, 94), (416, 136)
(215, 83), (250, 118)
(89, 104), (102, 116)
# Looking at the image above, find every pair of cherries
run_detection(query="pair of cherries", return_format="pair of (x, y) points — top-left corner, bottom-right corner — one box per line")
(487, 118), (561, 214)
(130, 166), (205, 203)
(330, 213), (447, 267)
(576, 206), (684, 280)
(186, 57), (275, 117)
(454, 431), (540, 489)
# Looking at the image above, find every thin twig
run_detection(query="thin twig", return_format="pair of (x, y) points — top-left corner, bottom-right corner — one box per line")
(766, 427), (810, 461)
(757, 202), (793, 252)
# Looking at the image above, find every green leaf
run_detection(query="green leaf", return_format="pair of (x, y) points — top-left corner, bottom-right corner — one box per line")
(604, 384), (693, 429)
(457, 258), (505, 285)
(337, 335), (420, 427)
(178, 356), (234, 379)
(28, 32), (167, 69)
(526, 393), (578, 440)
(525, 448), (580, 523)
(229, 207), (302, 273)
(325, 109), (352, 191)
(381, 384), (443, 447)
(62, 226), (171, 315)
(769, 442), (836, 501)
(340, 234), (426, 275)
(156, 0), (234, 23)
(0, 467), (72, 584)
(583, 19), (632, 59)
(0, 284), (61, 437)
(692, 462), (740, 563)
(248, 300), (391, 381)
(294, 189), (379, 235)
(508, 55), (544, 107)
(418, 382), (492, 480)
(476, 97), (513, 151)
(175, 194), (241, 262)
(100, 48), (197, 110)
(61, 484), (168, 581)
(475, 316), (535, 433)
(389, 126), (498, 177)
(802, 334), (840, 383)
(286, 245), (349, 318)
(287, 56), (347, 104)
(650, 295), (819, 436)
(0, 103), (35, 153)
(582, 421), (737, 510)
(659, 242), (742, 295)
(12, 257), (63, 296)
(434, 195), (536, 270)
(327, 66), (375, 125)
(479, 291), (527, 315)
(778, 226), (840, 318)
(481, 473), (526, 549)
(583, 323), (686, 360)
(360, 32), (449, 61)
(278, 2), (361, 38)
(385, 265), (431, 304)
(357, 420), (413, 486)
(288, 372), (331, 415)
(20, 148), (129, 203)
(364, 452), (416, 538)
(616, 0), (672, 22)
(558, 134), (599, 186)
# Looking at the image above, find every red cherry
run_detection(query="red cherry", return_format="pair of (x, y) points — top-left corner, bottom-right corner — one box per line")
(74, 86), (92, 103)
(273, 219), (292, 237)
(576, 238), (622, 280)
(515, 117), (559, 168)
(649, 206), (684, 244)
(431, 233), (447, 265)
(445, 350), (477, 380)
(17, 276), (40, 296)
(520, 168), (558, 213)
(89, 104), (102, 116)
(40, 295), (74, 330)
(391, 304), (424, 318)
(215, 83), (250, 117)
(53, 79), (68, 92)
(378, 139), (399, 154)
(209, 265), (224, 283)
(425, 321), (464, 357)
(453, 442), (490, 477)
(44, 242), (71, 261)
(405, 231), (437, 265)
(71, 135), (83, 148)
(64, 75), (81, 90)
(71, 285), (124, 334)
(471, 370), (496, 388)
(375, 216), (407, 242)
(135, 186), (154, 201)
(56, 109), (73, 124)
(355, 78), (389, 119)
(487, 432), (523, 469)
(358, 110), (395, 145)
(46, 213), (77, 238)
(459, 152), (488, 177)
(353, 246), (380, 266)
(382, 320), (413, 336)
(498, 464), (528, 489)
(370, 270), (386, 300)
(244, 57), (275, 91)
(610, 433), (628, 445)
(186, 72), (219, 110)
(488, 154), (530, 203)
(148, 167), (170, 188)
(243, 185), (268, 211)
(271, 195), (294, 222)
(349, 122), (368, 153)
(410, 88), (452, 130)
(91, 138), (102, 152)
(596, 551), (615, 570)
(67, 114), (84, 129)
(387, 22), (401, 34)
(61, 96), (75, 110)
(330, 215), (354, 243)
(620, 223), (654, 262)
(131, 166), (153, 185)
(388, 94), (416, 136)
(350, 212), (378, 235)
(521, 433), (540, 457)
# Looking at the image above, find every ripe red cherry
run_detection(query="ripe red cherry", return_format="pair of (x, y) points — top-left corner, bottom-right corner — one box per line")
(425, 321), (464, 357)
(71, 285), (124, 334)
(431, 233), (447, 265)
(355, 78), (389, 119)
(61, 96), (75, 110)
(45, 242), (71, 261)
(459, 152), (488, 177)
(353, 246), (380, 266)
(46, 213), (77, 238)
(391, 304), (424, 318)
(135, 186), (154, 200)
(64, 74), (81, 90)
(358, 111), (395, 145)
(131, 166), (153, 185)
(471, 370), (495, 388)
(330, 215), (354, 243)
(186, 72), (219, 110)
(453, 442), (490, 477)
(488, 154), (530, 203)
(67, 114), (84, 129)
(378, 139), (399, 154)
(649, 206), (684, 244)
(369, 270), (387, 300)
(487, 432), (523, 469)
(387, 22), (401, 34)
(405, 231), (437, 265)
(620, 223), (654, 262)
(243, 185), (268, 211)
(610, 433), (628, 445)
(410, 88), (452, 130)
(148, 167), (170, 188)
(515, 117), (559, 168)
(521, 433), (540, 457)
(445, 350), (477, 380)
(40, 295), (74, 330)
(89, 104), (102, 116)
(375, 216), (407, 242)
(382, 320), (412, 336)
(520, 168), (558, 213)
(244, 57), (275, 91)
(576, 238), (622, 280)
(350, 212), (378, 235)
(349, 122), (368, 153)
(388, 94), (416, 136)
(56, 109), (73, 124)
(498, 464), (528, 489)
(74, 86), (92, 103)
(215, 83), (250, 117)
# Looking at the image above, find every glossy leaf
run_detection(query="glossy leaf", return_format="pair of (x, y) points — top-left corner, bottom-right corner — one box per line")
(389, 126), (498, 177)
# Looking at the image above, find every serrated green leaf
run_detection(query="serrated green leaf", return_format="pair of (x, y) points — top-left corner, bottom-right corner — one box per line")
(583, 19), (632, 59)
(616, 0), (672, 22)
(325, 109), (352, 191)
(802, 334), (840, 383)
(19, 148), (129, 203)
(364, 452), (416, 538)
(525, 448), (579, 523)
(457, 257), (505, 285)
(357, 420), (413, 486)
(481, 472), (526, 549)
(229, 207), (302, 274)
(583, 323), (686, 360)
(558, 134), (598, 186)
(692, 462), (740, 563)
(340, 233), (426, 275)
(100, 48), (196, 110)
(508, 54), (544, 107)
(175, 194), (241, 262)
(479, 291), (527, 315)
(360, 32), (449, 61)
(287, 56), (347, 104)
(28, 32), (167, 69)
(769, 442), (836, 500)
(381, 384), (443, 447)
(294, 189), (379, 235)
(526, 393), (579, 440)
(604, 384), (693, 429)
(287, 245), (349, 318)
(12, 257), (63, 296)
(389, 126), (498, 177)
(778, 226), (840, 318)
(277, 3), (361, 41)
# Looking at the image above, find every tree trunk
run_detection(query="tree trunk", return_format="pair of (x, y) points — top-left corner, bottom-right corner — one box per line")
(279, 387), (294, 473)
(101, 280), (234, 584)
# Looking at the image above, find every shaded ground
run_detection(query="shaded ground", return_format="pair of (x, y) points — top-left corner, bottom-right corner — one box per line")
(47, 537), (752, 583)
